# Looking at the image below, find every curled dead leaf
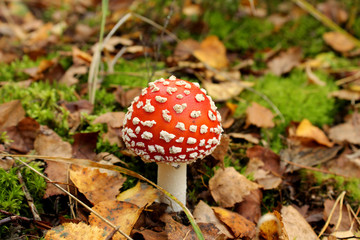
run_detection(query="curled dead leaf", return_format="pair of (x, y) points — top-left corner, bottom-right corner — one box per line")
(193, 35), (228, 69)
(295, 119), (333, 147)
(209, 167), (260, 208)
(45, 222), (107, 240)
(323, 32), (355, 52)
(267, 47), (302, 76)
(246, 102), (275, 128)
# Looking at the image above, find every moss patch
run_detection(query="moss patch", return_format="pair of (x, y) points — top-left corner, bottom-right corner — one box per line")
(236, 69), (340, 152)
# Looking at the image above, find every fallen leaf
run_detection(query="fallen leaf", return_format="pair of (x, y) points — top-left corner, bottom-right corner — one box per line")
(193, 200), (234, 238)
(212, 206), (256, 239)
(117, 182), (159, 208)
(281, 145), (342, 172)
(246, 102), (275, 128)
(235, 189), (263, 223)
(7, 117), (40, 153)
(295, 119), (333, 147)
(246, 145), (283, 189)
(209, 167), (260, 207)
(34, 126), (72, 197)
(329, 231), (358, 239)
(114, 86), (143, 108)
(193, 35), (228, 69)
(93, 112), (125, 147)
(70, 165), (126, 205)
(329, 115), (360, 144)
(44, 222), (107, 240)
(323, 32), (355, 52)
(63, 100), (93, 114)
(317, 0), (348, 24)
(325, 147), (360, 178)
(329, 89), (360, 101)
(72, 132), (99, 160)
(306, 64), (326, 86)
(0, 157), (15, 170)
(202, 81), (246, 101)
(59, 65), (88, 86)
(89, 200), (142, 240)
(72, 46), (92, 65)
(323, 199), (359, 232)
(211, 134), (230, 164)
(281, 205), (317, 240)
(267, 47), (302, 76)
(161, 213), (223, 240)
(228, 132), (260, 144)
(174, 38), (201, 61)
(0, 100), (25, 131)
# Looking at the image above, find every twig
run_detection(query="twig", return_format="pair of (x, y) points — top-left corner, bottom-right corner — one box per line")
(292, 0), (360, 48)
(15, 157), (133, 240)
(336, 71), (360, 86)
(282, 158), (349, 179)
(16, 170), (41, 221)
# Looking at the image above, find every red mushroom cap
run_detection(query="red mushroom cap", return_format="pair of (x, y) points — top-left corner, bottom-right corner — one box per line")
(122, 76), (223, 164)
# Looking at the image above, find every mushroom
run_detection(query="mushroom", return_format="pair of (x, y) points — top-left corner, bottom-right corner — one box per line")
(122, 76), (222, 212)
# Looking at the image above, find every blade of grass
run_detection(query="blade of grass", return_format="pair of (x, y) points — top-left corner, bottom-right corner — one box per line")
(2, 153), (205, 240)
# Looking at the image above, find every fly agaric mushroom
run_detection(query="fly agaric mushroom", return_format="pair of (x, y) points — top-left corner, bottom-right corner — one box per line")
(122, 76), (222, 212)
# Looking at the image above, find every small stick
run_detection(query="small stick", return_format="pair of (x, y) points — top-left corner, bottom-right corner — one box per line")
(16, 170), (41, 221)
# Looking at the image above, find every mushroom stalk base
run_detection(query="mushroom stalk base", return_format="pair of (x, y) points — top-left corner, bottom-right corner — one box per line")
(157, 162), (186, 212)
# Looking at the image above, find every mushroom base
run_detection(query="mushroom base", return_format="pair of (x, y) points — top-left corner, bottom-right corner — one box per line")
(157, 162), (186, 212)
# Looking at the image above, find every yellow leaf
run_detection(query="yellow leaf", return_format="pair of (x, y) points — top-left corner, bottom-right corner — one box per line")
(295, 119), (333, 147)
(117, 181), (159, 208)
(193, 35), (228, 69)
(45, 222), (107, 240)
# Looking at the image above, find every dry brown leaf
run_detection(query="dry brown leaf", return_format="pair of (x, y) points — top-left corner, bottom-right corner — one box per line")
(161, 213), (223, 240)
(281, 205), (317, 240)
(70, 165), (126, 205)
(0, 157), (15, 170)
(193, 35), (228, 69)
(93, 112), (125, 147)
(329, 115), (360, 144)
(246, 102), (275, 128)
(211, 134), (230, 164)
(59, 65), (88, 86)
(323, 32), (355, 52)
(117, 182), (159, 208)
(306, 64), (326, 86)
(317, 0), (348, 24)
(72, 132), (98, 160)
(228, 132), (260, 144)
(295, 119), (333, 147)
(174, 38), (201, 61)
(267, 47), (302, 76)
(323, 199), (359, 232)
(193, 200), (234, 238)
(34, 127), (72, 197)
(329, 89), (360, 101)
(0, 100), (25, 131)
(7, 117), (40, 153)
(246, 146), (283, 189)
(235, 189), (262, 223)
(202, 81), (247, 101)
(209, 167), (260, 207)
(72, 46), (92, 65)
(212, 207), (256, 239)
(44, 222), (107, 240)
(89, 200), (142, 240)
(325, 147), (360, 178)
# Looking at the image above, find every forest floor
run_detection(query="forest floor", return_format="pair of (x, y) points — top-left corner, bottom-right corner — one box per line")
(0, 0), (360, 239)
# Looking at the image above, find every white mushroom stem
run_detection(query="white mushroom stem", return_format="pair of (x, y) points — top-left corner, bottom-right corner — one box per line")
(157, 162), (187, 212)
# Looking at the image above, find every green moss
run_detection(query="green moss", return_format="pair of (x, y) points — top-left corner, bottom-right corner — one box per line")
(103, 58), (164, 88)
(236, 69), (339, 152)
(0, 56), (41, 82)
(308, 170), (360, 205)
(0, 81), (77, 137)
(0, 160), (46, 237)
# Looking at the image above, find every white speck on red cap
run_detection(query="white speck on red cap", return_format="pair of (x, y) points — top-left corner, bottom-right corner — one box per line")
(141, 120), (156, 127)
(175, 122), (186, 131)
(189, 125), (197, 132)
(184, 90), (190, 95)
(190, 110), (201, 118)
(173, 103), (187, 113)
(195, 94), (205, 102)
(169, 146), (182, 154)
(143, 99), (155, 112)
(155, 96), (167, 103)
(176, 94), (184, 99)
(169, 75), (177, 80)
(187, 137), (197, 144)
(141, 131), (153, 140)
(160, 130), (176, 142)
(176, 137), (184, 143)
(132, 117), (140, 125)
(162, 109), (172, 122)
(167, 87), (177, 95)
